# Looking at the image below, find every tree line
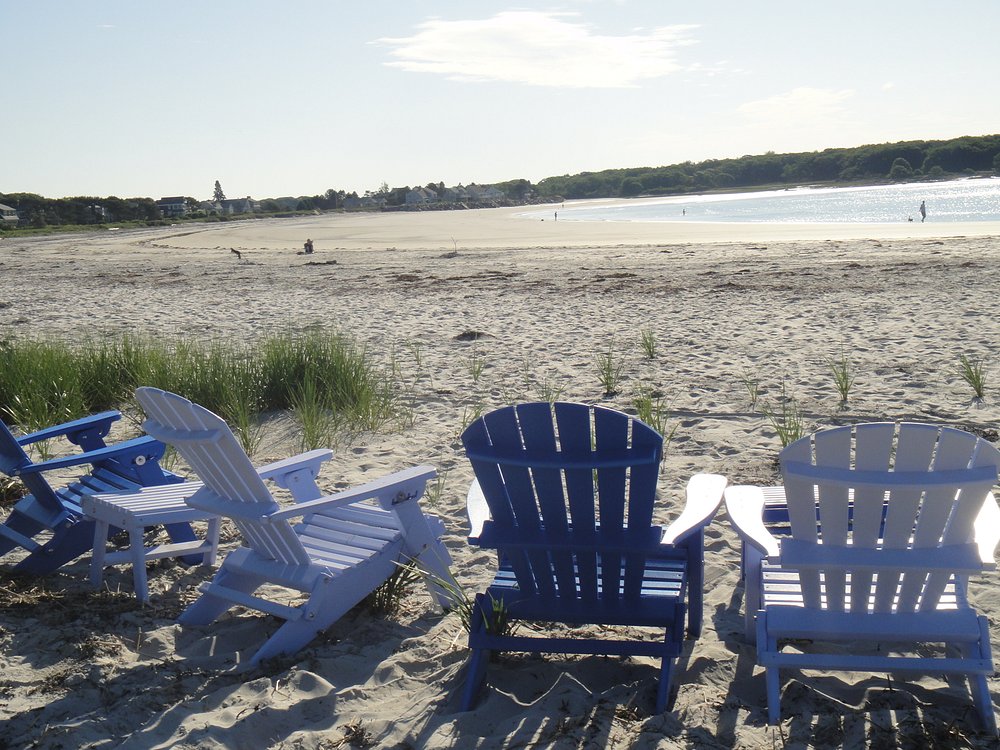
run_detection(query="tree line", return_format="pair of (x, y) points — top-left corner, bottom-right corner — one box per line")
(0, 193), (162, 228)
(3, 134), (998, 230)
(535, 134), (1000, 200)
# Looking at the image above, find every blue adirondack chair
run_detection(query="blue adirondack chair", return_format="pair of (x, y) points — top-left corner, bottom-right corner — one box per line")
(726, 422), (1000, 733)
(0, 410), (195, 574)
(460, 402), (727, 712)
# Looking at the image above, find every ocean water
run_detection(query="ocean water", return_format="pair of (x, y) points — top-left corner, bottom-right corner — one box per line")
(525, 177), (1000, 224)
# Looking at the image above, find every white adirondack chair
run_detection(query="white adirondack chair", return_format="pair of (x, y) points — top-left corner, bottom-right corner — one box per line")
(725, 422), (1000, 733)
(134, 387), (454, 667)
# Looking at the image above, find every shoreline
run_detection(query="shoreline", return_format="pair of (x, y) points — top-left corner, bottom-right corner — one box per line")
(7, 199), (1000, 255)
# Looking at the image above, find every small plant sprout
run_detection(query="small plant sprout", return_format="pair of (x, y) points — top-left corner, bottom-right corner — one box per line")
(632, 388), (678, 449)
(739, 366), (762, 411)
(829, 352), (856, 408)
(595, 338), (627, 397)
(425, 470), (448, 507)
(763, 380), (805, 448)
(639, 328), (657, 360)
(959, 354), (987, 401)
(406, 340), (424, 371)
(468, 347), (486, 384)
(459, 402), (486, 435)
(534, 377), (565, 404)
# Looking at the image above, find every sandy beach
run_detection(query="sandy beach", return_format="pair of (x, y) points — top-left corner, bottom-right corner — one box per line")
(3, 205), (1000, 748)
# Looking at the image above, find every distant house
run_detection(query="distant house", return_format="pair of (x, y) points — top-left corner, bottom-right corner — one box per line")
(465, 184), (505, 203)
(344, 195), (387, 210)
(442, 186), (470, 203)
(156, 197), (188, 217)
(220, 197), (258, 215)
(405, 187), (438, 205)
(0, 203), (19, 227)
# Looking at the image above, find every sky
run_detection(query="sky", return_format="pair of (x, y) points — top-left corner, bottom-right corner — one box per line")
(3, 1), (999, 200)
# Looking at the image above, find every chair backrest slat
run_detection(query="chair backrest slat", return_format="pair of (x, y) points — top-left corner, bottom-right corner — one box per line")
(554, 403), (600, 603)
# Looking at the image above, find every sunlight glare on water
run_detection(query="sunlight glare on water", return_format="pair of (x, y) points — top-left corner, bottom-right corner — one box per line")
(525, 178), (1000, 224)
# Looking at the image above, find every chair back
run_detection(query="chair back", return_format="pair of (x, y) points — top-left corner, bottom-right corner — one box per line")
(462, 402), (664, 605)
(780, 422), (1000, 614)
(135, 387), (310, 565)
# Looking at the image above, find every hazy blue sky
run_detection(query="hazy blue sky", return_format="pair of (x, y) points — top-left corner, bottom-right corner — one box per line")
(4, 1), (998, 200)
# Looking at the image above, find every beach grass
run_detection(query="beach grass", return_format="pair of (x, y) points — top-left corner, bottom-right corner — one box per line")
(364, 562), (421, 617)
(0, 331), (399, 442)
(595, 338), (627, 397)
(739, 365), (762, 411)
(829, 352), (856, 407)
(958, 354), (987, 400)
(638, 328), (657, 360)
(632, 388), (677, 448)
(763, 380), (806, 447)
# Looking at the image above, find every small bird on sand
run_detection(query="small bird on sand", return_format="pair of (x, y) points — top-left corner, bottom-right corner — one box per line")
(230, 248), (242, 260)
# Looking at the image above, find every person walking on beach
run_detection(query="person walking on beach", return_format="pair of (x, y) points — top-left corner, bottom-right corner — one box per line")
(919, 201), (926, 223)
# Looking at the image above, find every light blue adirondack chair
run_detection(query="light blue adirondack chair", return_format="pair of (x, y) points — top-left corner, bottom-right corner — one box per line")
(460, 402), (727, 712)
(725, 422), (1000, 733)
(135, 387), (454, 667)
(0, 410), (194, 574)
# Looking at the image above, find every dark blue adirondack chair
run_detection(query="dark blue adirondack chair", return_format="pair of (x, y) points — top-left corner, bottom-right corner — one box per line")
(460, 402), (726, 712)
(0, 410), (194, 575)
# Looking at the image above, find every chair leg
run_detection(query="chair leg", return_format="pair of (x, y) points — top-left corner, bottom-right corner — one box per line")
(655, 655), (677, 713)
(128, 522), (150, 603)
(251, 579), (374, 667)
(765, 665), (781, 726)
(743, 546), (763, 643)
(685, 532), (704, 638)
(14, 518), (97, 575)
(0, 509), (48, 557)
(758, 612), (782, 725)
(970, 672), (997, 736)
(969, 617), (998, 735)
(203, 518), (221, 567)
(460, 596), (491, 711)
(249, 616), (329, 667)
(89, 519), (111, 590)
(179, 566), (263, 625)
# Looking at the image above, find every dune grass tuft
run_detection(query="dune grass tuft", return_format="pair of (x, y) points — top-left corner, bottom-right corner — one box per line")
(958, 354), (987, 400)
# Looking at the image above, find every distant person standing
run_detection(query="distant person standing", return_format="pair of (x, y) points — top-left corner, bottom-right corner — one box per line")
(919, 201), (927, 223)
(304, 238), (314, 254)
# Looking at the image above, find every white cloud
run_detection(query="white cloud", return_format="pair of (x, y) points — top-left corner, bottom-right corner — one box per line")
(377, 11), (697, 88)
(738, 87), (854, 126)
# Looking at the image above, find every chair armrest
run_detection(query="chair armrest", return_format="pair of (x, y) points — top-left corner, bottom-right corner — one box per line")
(256, 449), (334, 485)
(15, 410), (121, 446)
(661, 473), (727, 544)
(724, 485), (781, 560)
(467, 479), (491, 541)
(14, 436), (163, 476)
(265, 465), (437, 522)
(973, 491), (1000, 567)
